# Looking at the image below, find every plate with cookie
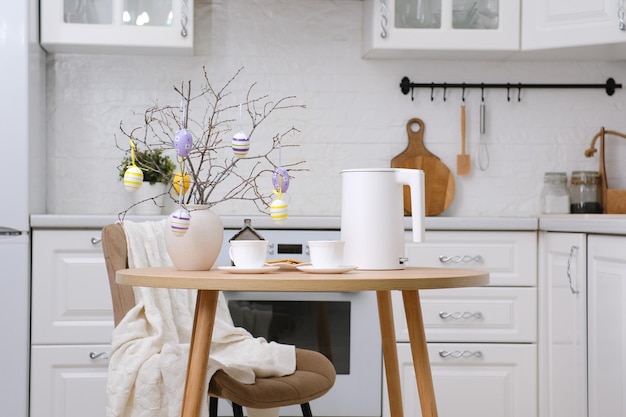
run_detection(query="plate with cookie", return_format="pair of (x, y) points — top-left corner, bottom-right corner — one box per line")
(265, 258), (312, 270)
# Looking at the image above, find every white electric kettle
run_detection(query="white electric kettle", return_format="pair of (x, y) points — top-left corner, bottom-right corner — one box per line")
(340, 168), (425, 270)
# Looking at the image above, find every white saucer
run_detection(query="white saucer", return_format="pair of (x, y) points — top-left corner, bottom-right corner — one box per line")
(296, 265), (357, 274)
(218, 265), (280, 274)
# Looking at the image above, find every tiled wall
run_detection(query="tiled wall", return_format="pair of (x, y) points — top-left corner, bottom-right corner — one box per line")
(45, 0), (626, 217)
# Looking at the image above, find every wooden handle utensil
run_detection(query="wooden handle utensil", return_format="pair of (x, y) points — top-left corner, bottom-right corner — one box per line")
(457, 103), (471, 176)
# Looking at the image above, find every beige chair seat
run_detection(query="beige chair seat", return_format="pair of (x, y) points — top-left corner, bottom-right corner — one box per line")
(102, 223), (336, 417)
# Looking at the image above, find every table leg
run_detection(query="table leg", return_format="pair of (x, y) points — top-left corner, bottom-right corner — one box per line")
(402, 290), (438, 417)
(377, 290), (404, 417)
(181, 289), (219, 417)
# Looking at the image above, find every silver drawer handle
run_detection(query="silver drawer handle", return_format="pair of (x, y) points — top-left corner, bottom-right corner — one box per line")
(438, 255), (484, 264)
(89, 351), (109, 360)
(439, 311), (483, 320)
(439, 350), (483, 359)
(91, 236), (102, 245)
(567, 245), (580, 295)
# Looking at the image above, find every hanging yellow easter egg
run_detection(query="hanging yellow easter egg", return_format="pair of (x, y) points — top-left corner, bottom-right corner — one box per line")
(270, 199), (288, 222)
(123, 166), (143, 192)
(173, 171), (191, 196)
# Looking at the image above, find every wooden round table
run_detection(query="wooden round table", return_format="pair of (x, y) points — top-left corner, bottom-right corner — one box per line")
(117, 266), (489, 417)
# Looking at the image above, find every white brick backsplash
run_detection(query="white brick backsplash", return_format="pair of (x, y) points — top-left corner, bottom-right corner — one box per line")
(45, 0), (626, 218)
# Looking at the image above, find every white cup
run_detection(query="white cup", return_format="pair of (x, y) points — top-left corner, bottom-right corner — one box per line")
(308, 240), (345, 268)
(229, 240), (268, 268)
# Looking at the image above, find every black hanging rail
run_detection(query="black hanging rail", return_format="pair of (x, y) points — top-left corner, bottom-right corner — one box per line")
(400, 76), (622, 101)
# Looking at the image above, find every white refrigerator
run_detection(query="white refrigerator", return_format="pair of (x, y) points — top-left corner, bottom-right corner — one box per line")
(0, 1), (46, 416)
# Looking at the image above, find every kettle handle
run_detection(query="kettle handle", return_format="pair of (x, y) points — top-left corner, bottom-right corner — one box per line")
(394, 169), (425, 243)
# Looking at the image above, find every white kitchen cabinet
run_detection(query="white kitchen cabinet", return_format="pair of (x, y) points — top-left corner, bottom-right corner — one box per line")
(384, 231), (538, 417)
(363, 0), (521, 58)
(538, 232), (587, 417)
(388, 343), (536, 417)
(522, 0), (626, 57)
(587, 234), (626, 417)
(31, 230), (114, 344)
(40, 0), (193, 54)
(31, 229), (113, 417)
(30, 345), (110, 417)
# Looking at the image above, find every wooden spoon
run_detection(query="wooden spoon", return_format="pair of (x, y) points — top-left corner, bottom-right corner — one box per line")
(457, 103), (470, 176)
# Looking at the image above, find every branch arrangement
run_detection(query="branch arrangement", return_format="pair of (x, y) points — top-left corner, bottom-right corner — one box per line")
(116, 66), (307, 216)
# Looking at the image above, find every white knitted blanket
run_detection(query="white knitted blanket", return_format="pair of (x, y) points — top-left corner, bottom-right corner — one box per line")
(106, 220), (295, 417)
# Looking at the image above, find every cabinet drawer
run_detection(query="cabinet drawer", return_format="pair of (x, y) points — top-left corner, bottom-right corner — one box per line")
(383, 343), (537, 417)
(32, 230), (114, 344)
(405, 231), (537, 286)
(30, 344), (110, 417)
(392, 288), (537, 343)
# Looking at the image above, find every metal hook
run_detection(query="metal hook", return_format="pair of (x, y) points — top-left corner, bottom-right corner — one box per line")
(431, 83), (435, 101)
(443, 83), (448, 102)
(506, 83), (511, 102)
(481, 84), (485, 102)
(411, 87), (414, 101)
(517, 84), (522, 102)
(462, 84), (466, 102)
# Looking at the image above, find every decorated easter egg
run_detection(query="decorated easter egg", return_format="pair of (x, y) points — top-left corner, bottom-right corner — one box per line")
(123, 166), (144, 192)
(172, 171), (191, 196)
(174, 129), (193, 157)
(271, 167), (290, 193)
(231, 131), (250, 157)
(270, 199), (288, 222)
(169, 208), (191, 237)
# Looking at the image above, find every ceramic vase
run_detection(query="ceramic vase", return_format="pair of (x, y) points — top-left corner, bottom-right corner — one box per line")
(164, 205), (224, 270)
(131, 182), (166, 215)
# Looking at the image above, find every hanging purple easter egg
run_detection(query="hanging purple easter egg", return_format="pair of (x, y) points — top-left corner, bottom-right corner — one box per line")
(169, 208), (191, 237)
(174, 129), (193, 157)
(272, 167), (290, 193)
(232, 131), (250, 157)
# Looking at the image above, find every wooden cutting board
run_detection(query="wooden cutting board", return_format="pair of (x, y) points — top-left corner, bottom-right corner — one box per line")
(391, 118), (455, 216)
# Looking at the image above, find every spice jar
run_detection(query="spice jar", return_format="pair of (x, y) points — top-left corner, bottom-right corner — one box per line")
(569, 171), (602, 213)
(541, 172), (570, 213)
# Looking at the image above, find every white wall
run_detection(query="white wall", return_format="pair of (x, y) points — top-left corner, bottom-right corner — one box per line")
(45, 0), (626, 217)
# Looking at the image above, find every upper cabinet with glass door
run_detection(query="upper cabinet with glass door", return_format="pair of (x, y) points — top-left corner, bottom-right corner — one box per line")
(362, 0), (520, 59)
(40, 0), (193, 55)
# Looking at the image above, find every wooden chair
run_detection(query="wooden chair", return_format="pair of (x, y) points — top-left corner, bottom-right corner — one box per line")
(101, 223), (336, 417)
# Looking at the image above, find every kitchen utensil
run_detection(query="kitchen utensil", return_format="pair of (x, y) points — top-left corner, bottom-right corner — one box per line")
(340, 168), (424, 270)
(457, 103), (471, 176)
(391, 118), (455, 216)
(476, 99), (490, 170)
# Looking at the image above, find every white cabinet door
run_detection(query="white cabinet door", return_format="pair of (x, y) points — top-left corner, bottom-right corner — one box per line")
(393, 287), (537, 343)
(32, 230), (114, 344)
(588, 234), (626, 417)
(363, 0), (521, 58)
(383, 343), (537, 417)
(538, 232), (587, 417)
(30, 345), (110, 417)
(40, 0), (193, 54)
(522, 0), (626, 52)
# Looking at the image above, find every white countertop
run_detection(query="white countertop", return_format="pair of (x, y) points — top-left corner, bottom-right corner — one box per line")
(31, 214), (538, 231)
(30, 213), (626, 234)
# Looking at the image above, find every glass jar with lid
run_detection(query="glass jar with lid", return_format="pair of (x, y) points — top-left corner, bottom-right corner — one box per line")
(569, 171), (602, 213)
(541, 172), (570, 213)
